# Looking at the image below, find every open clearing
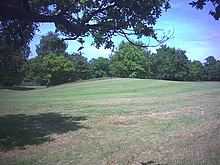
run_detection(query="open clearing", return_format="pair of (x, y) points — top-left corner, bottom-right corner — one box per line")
(0, 78), (220, 164)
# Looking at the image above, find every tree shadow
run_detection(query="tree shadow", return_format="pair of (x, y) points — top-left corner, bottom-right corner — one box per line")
(0, 86), (37, 91)
(0, 113), (87, 151)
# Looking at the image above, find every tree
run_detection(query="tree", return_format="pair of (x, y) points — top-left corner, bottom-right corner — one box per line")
(188, 60), (205, 81)
(0, 20), (33, 86)
(22, 31), (71, 86)
(22, 58), (41, 85)
(90, 57), (111, 78)
(23, 54), (75, 86)
(214, 61), (220, 80)
(151, 45), (189, 81)
(204, 56), (217, 67)
(203, 56), (220, 80)
(190, 0), (220, 20)
(69, 53), (91, 80)
(36, 32), (68, 56)
(0, 0), (171, 49)
(110, 41), (152, 79)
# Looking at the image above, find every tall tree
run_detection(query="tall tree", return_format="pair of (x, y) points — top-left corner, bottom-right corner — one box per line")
(188, 60), (205, 81)
(69, 53), (91, 80)
(151, 45), (189, 81)
(0, 20), (33, 86)
(90, 57), (111, 78)
(36, 32), (68, 56)
(203, 56), (220, 80)
(110, 41), (152, 79)
(0, 0), (171, 48)
(214, 61), (220, 80)
(23, 55), (75, 86)
(204, 56), (217, 67)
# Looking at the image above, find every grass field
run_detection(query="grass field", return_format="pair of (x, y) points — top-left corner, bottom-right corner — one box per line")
(0, 78), (220, 165)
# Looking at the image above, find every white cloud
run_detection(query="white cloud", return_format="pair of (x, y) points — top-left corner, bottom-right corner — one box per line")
(83, 46), (112, 60)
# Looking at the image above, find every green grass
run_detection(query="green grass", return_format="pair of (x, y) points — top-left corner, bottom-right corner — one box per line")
(0, 78), (220, 164)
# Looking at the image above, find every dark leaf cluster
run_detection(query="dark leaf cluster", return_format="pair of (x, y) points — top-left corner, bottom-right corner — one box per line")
(0, 0), (171, 49)
(190, 0), (220, 20)
(0, 19), (35, 86)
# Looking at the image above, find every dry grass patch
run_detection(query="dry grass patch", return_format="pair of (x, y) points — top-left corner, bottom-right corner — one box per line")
(80, 98), (156, 105)
(163, 119), (220, 164)
(0, 79), (220, 164)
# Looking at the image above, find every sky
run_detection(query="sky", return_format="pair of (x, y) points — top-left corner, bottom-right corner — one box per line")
(29, 0), (220, 62)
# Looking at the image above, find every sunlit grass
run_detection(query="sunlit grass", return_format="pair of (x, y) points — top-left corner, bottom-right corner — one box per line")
(0, 78), (220, 164)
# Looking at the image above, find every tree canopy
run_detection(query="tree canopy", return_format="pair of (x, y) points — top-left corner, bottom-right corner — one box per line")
(151, 45), (189, 81)
(68, 53), (91, 80)
(0, 19), (32, 86)
(190, 0), (220, 20)
(36, 32), (68, 56)
(90, 57), (111, 78)
(0, 0), (172, 48)
(188, 60), (204, 81)
(0, 0), (218, 52)
(22, 40), (220, 86)
(110, 41), (152, 79)
(203, 56), (220, 80)
(1, 1), (220, 86)
(24, 54), (75, 86)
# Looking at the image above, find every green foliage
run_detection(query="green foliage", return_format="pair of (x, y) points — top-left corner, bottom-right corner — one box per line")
(23, 31), (81, 86)
(90, 57), (111, 78)
(203, 56), (220, 81)
(190, 0), (220, 20)
(41, 54), (75, 86)
(188, 61), (205, 81)
(110, 41), (152, 78)
(36, 32), (68, 56)
(22, 58), (42, 85)
(0, 0), (171, 48)
(0, 20), (33, 86)
(68, 53), (91, 81)
(2, 1), (219, 87)
(204, 56), (217, 67)
(22, 39), (220, 86)
(24, 55), (75, 86)
(151, 45), (189, 81)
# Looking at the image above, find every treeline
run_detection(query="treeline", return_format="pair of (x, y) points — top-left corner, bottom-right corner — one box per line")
(1, 32), (220, 86)
(24, 43), (220, 86)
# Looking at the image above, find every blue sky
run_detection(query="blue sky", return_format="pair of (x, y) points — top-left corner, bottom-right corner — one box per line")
(29, 0), (220, 62)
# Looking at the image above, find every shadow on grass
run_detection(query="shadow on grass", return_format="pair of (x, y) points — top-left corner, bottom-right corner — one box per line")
(0, 113), (87, 151)
(0, 86), (37, 91)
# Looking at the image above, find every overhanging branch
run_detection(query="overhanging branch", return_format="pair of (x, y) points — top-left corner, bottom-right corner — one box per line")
(118, 27), (174, 48)
(0, 1), (174, 49)
(0, 4), (56, 22)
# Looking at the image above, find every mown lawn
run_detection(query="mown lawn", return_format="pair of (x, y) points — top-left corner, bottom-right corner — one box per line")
(0, 78), (220, 165)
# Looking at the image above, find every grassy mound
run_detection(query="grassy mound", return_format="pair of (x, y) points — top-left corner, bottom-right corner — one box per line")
(0, 78), (220, 164)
